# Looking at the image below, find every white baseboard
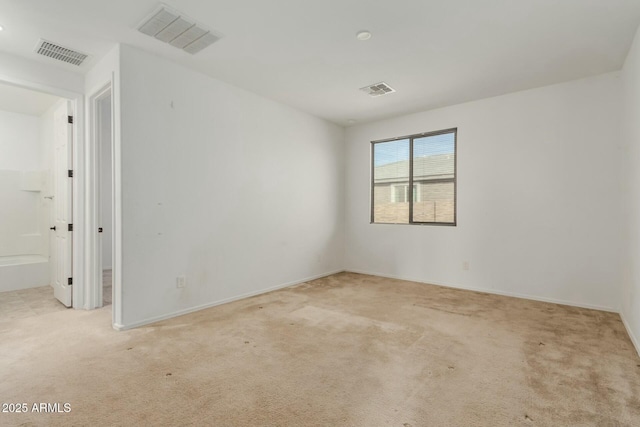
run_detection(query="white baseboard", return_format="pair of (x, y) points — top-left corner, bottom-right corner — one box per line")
(345, 269), (618, 313)
(112, 269), (345, 331)
(112, 268), (640, 360)
(620, 312), (640, 358)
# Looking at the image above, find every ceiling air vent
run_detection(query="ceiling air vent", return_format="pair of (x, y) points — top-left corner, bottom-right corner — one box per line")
(138, 4), (221, 55)
(34, 39), (88, 66)
(360, 82), (396, 97)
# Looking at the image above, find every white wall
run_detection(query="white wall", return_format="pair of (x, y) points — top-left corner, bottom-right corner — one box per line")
(0, 110), (45, 257)
(345, 72), (624, 311)
(117, 45), (344, 327)
(0, 51), (83, 96)
(621, 26), (640, 354)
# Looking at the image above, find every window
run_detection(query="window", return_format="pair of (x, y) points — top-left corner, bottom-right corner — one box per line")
(391, 184), (419, 203)
(371, 128), (456, 225)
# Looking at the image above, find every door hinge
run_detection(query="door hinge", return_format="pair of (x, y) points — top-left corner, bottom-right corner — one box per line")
(67, 115), (73, 124)
(68, 277), (73, 286)
(68, 169), (73, 178)
(68, 223), (73, 232)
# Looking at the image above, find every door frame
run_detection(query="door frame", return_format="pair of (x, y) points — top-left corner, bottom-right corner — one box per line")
(0, 76), (85, 309)
(87, 82), (114, 310)
(87, 75), (122, 327)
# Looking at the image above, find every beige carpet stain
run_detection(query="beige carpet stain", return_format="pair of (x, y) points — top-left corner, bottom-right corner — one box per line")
(1, 272), (639, 426)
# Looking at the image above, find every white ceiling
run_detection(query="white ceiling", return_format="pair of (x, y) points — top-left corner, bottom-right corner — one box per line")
(1, 0), (640, 125)
(0, 81), (61, 116)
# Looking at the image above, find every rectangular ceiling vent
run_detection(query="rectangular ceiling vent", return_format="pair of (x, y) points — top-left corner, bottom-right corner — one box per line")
(34, 39), (89, 66)
(138, 4), (221, 55)
(360, 82), (396, 97)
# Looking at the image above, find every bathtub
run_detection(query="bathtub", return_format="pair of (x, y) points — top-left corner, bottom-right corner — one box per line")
(0, 255), (49, 293)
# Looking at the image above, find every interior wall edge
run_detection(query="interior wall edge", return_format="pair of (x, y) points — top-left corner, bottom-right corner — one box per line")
(621, 311), (640, 358)
(345, 269), (619, 313)
(0, 52), (83, 99)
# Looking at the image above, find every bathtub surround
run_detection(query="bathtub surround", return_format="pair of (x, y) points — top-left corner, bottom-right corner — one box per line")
(0, 110), (45, 258)
(0, 110), (40, 171)
(0, 255), (48, 293)
(0, 169), (47, 257)
(0, 100), (64, 291)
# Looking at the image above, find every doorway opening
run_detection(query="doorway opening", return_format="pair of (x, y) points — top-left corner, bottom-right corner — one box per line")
(0, 81), (75, 317)
(93, 87), (113, 308)
(0, 73), (119, 326)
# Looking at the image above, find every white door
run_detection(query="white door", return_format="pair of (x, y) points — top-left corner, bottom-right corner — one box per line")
(51, 101), (73, 307)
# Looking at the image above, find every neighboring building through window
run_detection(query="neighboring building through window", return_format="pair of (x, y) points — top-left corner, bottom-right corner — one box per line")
(391, 184), (419, 203)
(371, 128), (456, 225)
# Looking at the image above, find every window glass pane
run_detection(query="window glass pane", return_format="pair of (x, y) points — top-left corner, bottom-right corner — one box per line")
(413, 181), (455, 223)
(412, 132), (455, 223)
(373, 139), (410, 223)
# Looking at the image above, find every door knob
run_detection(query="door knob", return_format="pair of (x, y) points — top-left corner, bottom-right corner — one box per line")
(49, 226), (56, 231)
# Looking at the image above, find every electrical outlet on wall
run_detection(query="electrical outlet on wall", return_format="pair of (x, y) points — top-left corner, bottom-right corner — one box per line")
(176, 275), (186, 288)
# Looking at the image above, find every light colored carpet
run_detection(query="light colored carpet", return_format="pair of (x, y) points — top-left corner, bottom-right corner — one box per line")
(0, 269), (113, 320)
(0, 272), (639, 426)
(0, 285), (67, 321)
(103, 269), (112, 306)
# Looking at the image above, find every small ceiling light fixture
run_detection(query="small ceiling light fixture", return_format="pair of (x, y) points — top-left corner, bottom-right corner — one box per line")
(356, 30), (372, 41)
